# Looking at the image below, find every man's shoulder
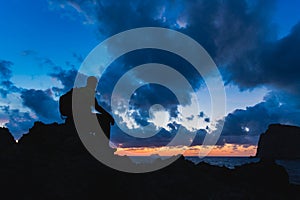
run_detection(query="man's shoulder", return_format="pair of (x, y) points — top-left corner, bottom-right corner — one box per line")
(71, 87), (84, 93)
(71, 87), (95, 98)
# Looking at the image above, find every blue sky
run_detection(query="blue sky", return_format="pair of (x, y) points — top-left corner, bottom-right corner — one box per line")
(0, 0), (300, 150)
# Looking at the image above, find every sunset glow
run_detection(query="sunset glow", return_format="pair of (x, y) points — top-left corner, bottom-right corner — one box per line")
(115, 144), (257, 157)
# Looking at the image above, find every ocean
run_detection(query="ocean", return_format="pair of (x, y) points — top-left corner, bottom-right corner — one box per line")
(185, 156), (300, 185)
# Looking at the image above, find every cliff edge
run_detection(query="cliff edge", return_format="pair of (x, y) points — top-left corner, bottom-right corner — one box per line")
(256, 124), (300, 159)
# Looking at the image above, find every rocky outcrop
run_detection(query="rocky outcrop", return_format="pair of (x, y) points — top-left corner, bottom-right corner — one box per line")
(0, 127), (15, 147)
(0, 127), (15, 156)
(256, 124), (300, 159)
(0, 122), (299, 199)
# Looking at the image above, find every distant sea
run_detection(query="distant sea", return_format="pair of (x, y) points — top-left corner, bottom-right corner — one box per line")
(185, 156), (300, 185)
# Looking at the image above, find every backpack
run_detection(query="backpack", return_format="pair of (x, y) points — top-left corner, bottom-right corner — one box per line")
(59, 88), (73, 119)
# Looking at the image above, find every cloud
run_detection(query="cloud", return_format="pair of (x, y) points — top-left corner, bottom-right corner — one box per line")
(148, 108), (171, 131)
(0, 60), (64, 137)
(0, 59), (82, 137)
(215, 91), (300, 145)
(20, 89), (61, 123)
(20, 49), (37, 56)
(53, 0), (275, 148)
(0, 61), (36, 137)
(49, 67), (86, 95)
(111, 125), (177, 148)
(49, 0), (280, 89)
(259, 23), (300, 94)
(0, 60), (13, 79)
(51, 0), (181, 34)
(114, 107), (141, 130)
(72, 52), (84, 63)
(0, 60), (20, 97)
(52, 0), (278, 98)
(44, 0), (300, 148)
(226, 22), (300, 94)
(52, 0), (276, 63)
(0, 106), (35, 139)
(111, 98), (213, 148)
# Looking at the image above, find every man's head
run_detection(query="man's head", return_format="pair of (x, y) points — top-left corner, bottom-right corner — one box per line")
(86, 76), (98, 89)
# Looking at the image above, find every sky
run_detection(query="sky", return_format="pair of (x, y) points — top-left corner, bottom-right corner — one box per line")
(0, 0), (300, 156)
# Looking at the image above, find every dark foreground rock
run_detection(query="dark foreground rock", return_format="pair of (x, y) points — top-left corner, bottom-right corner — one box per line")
(0, 122), (299, 200)
(256, 124), (300, 159)
(0, 127), (15, 148)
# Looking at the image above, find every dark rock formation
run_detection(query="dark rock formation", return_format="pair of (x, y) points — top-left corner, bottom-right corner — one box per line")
(0, 122), (299, 199)
(0, 127), (15, 147)
(0, 127), (15, 156)
(256, 124), (300, 159)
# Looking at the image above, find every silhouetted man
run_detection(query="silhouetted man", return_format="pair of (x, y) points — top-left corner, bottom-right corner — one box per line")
(59, 76), (114, 139)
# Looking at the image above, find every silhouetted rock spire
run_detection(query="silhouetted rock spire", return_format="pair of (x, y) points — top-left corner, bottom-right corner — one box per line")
(256, 124), (300, 159)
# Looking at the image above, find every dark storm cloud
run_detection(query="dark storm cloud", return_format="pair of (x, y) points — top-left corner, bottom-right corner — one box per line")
(226, 22), (300, 94)
(178, 0), (275, 63)
(94, 0), (177, 35)
(214, 91), (300, 145)
(20, 89), (61, 122)
(261, 23), (300, 94)
(49, 66), (88, 101)
(54, 0), (275, 62)
(49, 67), (79, 94)
(120, 82), (179, 119)
(97, 49), (203, 117)
(54, 0), (277, 93)
(52, 0), (182, 34)
(51, 0), (300, 147)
